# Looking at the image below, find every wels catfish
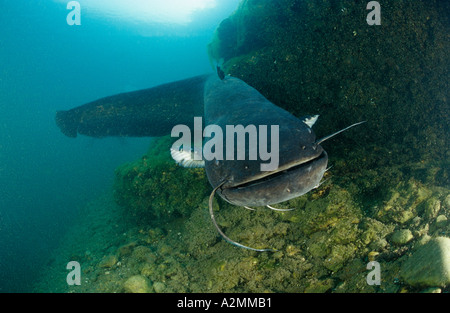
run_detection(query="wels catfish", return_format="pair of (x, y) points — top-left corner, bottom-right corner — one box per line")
(56, 73), (364, 251)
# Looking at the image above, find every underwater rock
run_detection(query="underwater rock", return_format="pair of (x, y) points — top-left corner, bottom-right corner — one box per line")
(123, 275), (151, 293)
(304, 278), (334, 293)
(131, 245), (156, 263)
(445, 194), (450, 209)
(400, 237), (450, 287)
(114, 136), (209, 221)
(323, 244), (356, 272)
(421, 287), (442, 293)
(117, 242), (137, 257)
(360, 218), (394, 248)
(153, 281), (166, 293)
(424, 199), (441, 219)
(98, 255), (118, 268)
(390, 229), (413, 246)
(435, 215), (448, 229)
(140, 265), (154, 279)
(376, 179), (432, 224)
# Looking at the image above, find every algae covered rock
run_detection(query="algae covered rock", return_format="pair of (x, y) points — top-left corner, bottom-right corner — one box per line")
(390, 229), (413, 246)
(435, 215), (448, 229)
(152, 281), (166, 293)
(113, 136), (209, 221)
(400, 237), (450, 287)
(304, 278), (334, 293)
(98, 254), (118, 268)
(375, 179), (432, 224)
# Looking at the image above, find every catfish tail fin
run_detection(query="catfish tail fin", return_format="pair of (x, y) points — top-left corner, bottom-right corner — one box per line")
(55, 110), (80, 138)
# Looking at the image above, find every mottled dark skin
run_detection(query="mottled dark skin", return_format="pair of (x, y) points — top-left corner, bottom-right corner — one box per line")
(56, 75), (208, 138)
(203, 75), (328, 207)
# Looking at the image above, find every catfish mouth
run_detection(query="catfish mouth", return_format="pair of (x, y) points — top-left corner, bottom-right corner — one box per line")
(224, 150), (328, 191)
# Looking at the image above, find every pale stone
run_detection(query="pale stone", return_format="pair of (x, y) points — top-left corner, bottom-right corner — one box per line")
(401, 237), (450, 287)
(435, 215), (448, 228)
(123, 275), (151, 293)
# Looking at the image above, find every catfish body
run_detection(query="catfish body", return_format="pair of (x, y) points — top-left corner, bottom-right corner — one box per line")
(56, 74), (328, 207)
(203, 75), (328, 207)
(56, 75), (209, 138)
(56, 74), (348, 251)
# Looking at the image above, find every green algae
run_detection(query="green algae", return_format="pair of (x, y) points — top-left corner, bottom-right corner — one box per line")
(34, 173), (449, 292)
(113, 136), (210, 222)
(42, 156), (440, 293)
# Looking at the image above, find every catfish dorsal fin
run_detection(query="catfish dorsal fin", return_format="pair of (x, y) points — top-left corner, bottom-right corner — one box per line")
(302, 115), (319, 128)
